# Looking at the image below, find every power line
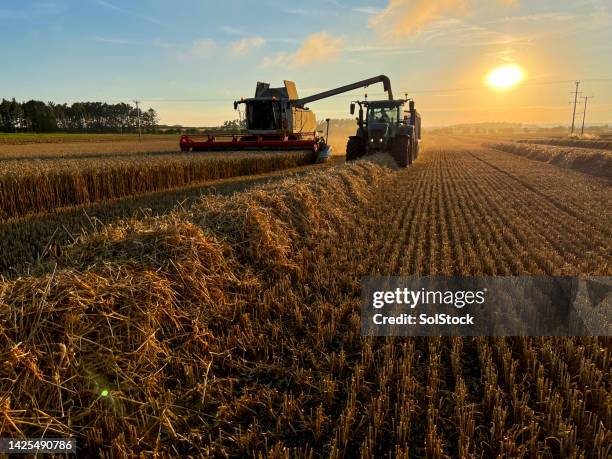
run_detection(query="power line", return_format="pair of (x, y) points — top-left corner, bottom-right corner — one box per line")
(580, 95), (594, 136)
(569, 81), (581, 135)
(133, 100), (142, 141)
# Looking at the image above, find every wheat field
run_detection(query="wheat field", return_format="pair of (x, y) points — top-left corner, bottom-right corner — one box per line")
(485, 140), (612, 179)
(0, 136), (610, 456)
(0, 151), (314, 220)
(517, 138), (612, 151)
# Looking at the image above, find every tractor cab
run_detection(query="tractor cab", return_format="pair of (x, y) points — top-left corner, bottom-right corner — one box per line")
(347, 96), (421, 167)
(365, 100), (403, 151)
(350, 99), (408, 152)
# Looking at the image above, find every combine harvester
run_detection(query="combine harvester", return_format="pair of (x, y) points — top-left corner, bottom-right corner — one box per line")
(179, 75), (394, 164)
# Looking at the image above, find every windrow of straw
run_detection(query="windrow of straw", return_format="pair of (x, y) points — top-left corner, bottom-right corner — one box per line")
(0, 160), (332, 278)
(0, 155), (397, 456)
(0, 150), (314, 220)
(485, 141), (612, 179)
(517, 137), (612, 151)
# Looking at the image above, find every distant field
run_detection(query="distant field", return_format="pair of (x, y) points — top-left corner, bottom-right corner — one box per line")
(0, 134), (179, 158)
(0, 133), (176, 144)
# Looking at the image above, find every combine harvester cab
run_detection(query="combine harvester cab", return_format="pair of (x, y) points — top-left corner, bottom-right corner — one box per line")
(180, 75), (397, 164)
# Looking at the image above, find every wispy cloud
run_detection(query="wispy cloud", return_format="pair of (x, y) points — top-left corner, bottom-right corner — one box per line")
(266, 37), (302, 45)
(262, 31), (344, 68)
(219, 25), (247, 36)
(188, 39), (217, 58)
(344, 43), (424, 56)
(92, 36), (135, 45)
(410, 15), (533, 50)
(370, 0), (518, 39)
(281, 7), (311, 16)
(266, 0), (338, 17)
(353, 6), (383, 15)
(91, 36), (177, 49)
(485, 11), (573, 24)
(230, 36), (266, 55)
(95, 0), (163, 25)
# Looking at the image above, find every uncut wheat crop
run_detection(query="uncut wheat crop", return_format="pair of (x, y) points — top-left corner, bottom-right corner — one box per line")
(517, 137), (612, 151)
(0, 137), (610, 457)
(485, 140), (612, 179)
(0, 150), (314, 220)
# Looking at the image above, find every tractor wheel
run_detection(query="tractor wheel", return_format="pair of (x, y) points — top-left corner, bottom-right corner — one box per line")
(392, 135), (412, 167)
(413, 140), (420, 160)
(346, 136), (365, 161)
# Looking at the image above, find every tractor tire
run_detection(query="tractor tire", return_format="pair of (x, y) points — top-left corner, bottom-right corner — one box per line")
(392, 135), (412, 168)
(346, 136), (365, 161)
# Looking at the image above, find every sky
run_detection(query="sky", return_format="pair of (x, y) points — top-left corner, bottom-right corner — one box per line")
(1, 0), (611, 127)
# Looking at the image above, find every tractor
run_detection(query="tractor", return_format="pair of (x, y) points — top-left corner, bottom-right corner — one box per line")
(346, 97), (421, 167)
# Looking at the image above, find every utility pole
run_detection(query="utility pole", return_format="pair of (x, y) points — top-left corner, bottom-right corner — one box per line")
(569, 81), (581, 135)
(580, 95), (593, 136)
(133, 100), (142, 141)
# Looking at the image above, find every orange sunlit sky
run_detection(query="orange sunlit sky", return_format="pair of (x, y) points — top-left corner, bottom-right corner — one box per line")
(2, 0), (611, 127)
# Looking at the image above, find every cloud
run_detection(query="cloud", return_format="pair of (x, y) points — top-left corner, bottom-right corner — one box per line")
(293, 31), (344, 67)
(95, 0), (163, 25)
(262, 31), (344, 68)
(230, 36), (266, 55)
(283, 7), (311, 15)
(92, 36), (135, 45)
(91, 36), (177, 49)
(485, 12), (573, 24)
(353, 6), (383, 15)
(219, 25), (247, 36)
(370, 0), (518, 38)
(344, 43), (424, 56)
(189, 39), (216, 58)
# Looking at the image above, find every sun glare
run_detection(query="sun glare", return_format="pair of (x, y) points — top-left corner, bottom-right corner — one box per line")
(486, 64), (525, 90)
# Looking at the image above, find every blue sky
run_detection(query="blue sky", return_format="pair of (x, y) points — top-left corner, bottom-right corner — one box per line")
(1, 0), (611, 126)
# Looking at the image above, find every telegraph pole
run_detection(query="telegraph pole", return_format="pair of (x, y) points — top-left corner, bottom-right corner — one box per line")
(569, 81), (581, 135)
(133, 100), (142, 141)
(580, 95), (593, 136)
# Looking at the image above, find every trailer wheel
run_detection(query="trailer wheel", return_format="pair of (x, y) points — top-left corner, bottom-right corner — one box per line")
(392, 135), (411, 168)
(346, 136), (365, 161)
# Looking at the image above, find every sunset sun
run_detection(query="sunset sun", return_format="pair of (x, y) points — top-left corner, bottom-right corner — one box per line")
(485, 64), (525, 90)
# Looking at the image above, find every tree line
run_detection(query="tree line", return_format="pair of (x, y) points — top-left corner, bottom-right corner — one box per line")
(0, 99), (158, 133)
